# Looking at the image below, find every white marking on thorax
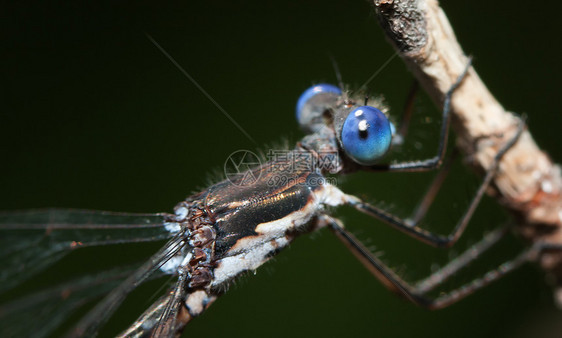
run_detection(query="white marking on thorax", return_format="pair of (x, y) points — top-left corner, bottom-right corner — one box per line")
(164, 222), (181, 234)
(160, 251), (192, 275)
(225, 186), (323, 257)
(314, 183), (350, 207)
(211, 183), (350, 286)
(185, 290), (211, 316)
(175, 206), (188, 220)
(211, 210), (305, 286)
(211, 236), (290, 287)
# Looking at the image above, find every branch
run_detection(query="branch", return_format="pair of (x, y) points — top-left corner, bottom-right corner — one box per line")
(372, 0), (562, 298)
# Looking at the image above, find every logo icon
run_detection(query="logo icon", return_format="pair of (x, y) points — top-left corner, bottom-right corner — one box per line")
(224, 150), (261, 186)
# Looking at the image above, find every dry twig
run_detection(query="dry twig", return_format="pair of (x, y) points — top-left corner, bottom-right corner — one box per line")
(372, 0), (562, 302)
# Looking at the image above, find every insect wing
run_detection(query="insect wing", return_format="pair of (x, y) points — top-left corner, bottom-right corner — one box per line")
(0, 264), (168, 338)
(0, 208), (172, 293)
(0, 208), (176, 336)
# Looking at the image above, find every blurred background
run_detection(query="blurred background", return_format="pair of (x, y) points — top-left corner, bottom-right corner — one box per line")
(1, 1), (562, 337)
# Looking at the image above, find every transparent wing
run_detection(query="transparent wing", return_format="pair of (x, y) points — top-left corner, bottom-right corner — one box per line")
(0, 208), (172, 293)
(0, 208), (180, 337)
(0, 264), (167, 338)
(68, 233), (186, 337)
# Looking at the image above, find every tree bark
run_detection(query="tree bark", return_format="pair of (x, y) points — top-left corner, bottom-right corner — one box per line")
(372, 0), (562, 304)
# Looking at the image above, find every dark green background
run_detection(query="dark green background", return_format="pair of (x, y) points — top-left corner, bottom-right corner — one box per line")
(2, 1), (562, 337)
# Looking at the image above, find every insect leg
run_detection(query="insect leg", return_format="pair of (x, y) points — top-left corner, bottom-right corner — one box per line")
(407, 148), (457, 226)
(367, 58), (472, 172)
(392, 80), (419, 145)
(344, 118), (524, 248)
(326, 215), (561, 309)
(417, 241), (562, 309)
(413, 226), (508, 293)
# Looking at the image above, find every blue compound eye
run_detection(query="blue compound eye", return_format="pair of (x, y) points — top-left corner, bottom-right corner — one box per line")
(296, 83), (341, 119)
(296, 84), (341, 130)
(341, 106), (392, 165)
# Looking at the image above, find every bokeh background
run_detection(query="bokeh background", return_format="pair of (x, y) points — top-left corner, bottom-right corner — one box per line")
(2, 1), (562, 337)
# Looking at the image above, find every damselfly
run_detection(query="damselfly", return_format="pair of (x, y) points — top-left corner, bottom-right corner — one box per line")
(2, 2), (561, 338)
